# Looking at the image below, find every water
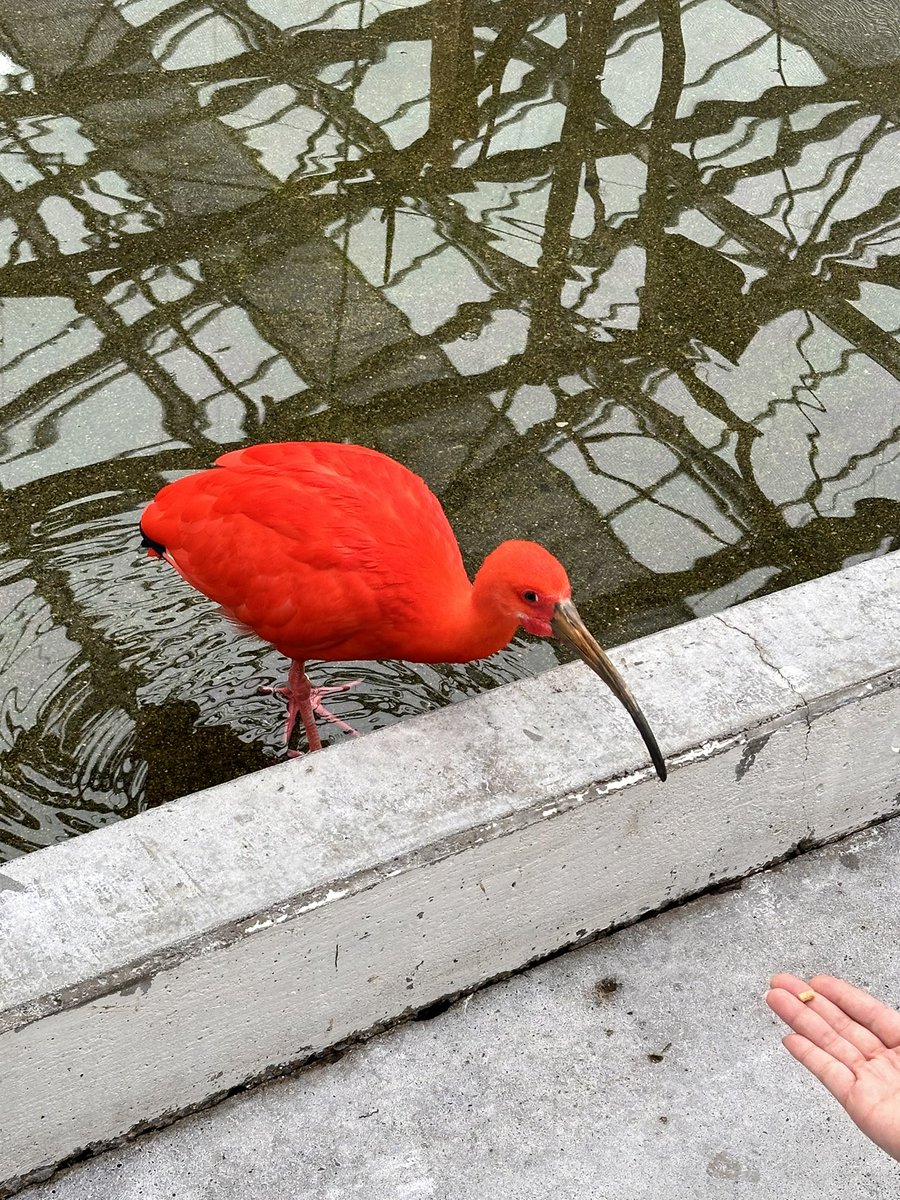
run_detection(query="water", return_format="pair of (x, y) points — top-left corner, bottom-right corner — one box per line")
(1, 0), (898, 859)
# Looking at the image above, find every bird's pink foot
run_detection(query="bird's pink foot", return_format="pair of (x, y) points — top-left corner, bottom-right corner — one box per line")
(258, 672), (363, 749)
(309, 681), (362, 737)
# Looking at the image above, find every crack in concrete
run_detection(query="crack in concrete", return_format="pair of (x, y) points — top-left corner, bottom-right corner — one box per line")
(713, 612), (813, 761)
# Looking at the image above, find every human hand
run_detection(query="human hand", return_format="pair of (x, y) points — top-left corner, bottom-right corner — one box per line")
(766, 973), (900, 1161)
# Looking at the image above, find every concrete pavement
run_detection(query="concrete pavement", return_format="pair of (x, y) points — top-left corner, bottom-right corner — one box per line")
(20, 818), (900, 1199)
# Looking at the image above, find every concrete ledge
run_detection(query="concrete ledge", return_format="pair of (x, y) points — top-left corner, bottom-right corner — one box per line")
(3, 552), (900, 1193)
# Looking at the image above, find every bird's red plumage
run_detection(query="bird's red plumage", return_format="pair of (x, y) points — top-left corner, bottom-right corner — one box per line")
(141, 442), (667, 779)
(141, 442), (485, 663)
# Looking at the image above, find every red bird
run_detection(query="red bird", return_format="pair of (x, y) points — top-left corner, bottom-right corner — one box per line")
(140, 442), (666, 780)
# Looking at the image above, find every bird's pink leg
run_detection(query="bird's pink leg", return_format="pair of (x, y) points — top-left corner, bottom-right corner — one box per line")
(282, 660), (322, 754)
(258, 662), (362, 753)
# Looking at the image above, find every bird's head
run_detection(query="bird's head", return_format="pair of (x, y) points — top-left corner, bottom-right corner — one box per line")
(475, 540), (667, 781)
(474, 539), (571, 636)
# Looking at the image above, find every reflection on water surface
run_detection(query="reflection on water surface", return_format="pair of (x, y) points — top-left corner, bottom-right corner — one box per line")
(0, 0), (898, 858)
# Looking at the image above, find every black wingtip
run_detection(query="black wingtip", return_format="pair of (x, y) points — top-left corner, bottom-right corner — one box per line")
(139, 520), (166, 557)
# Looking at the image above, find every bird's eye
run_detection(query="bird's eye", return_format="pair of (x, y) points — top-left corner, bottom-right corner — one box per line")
(522, 590), (539, 604)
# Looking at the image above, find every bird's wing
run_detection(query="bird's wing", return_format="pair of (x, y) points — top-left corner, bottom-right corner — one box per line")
(213, 442), (467, 587)
(141, 443), (469, 661)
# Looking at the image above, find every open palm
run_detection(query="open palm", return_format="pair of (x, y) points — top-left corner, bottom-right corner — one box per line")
(767, 973), (900, 1160)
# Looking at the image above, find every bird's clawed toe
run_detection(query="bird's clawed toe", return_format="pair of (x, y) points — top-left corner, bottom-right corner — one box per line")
(313, 679), (363, 696)
(309, 686), (361, 737)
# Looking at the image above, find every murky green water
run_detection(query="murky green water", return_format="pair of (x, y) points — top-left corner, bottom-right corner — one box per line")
(1, 0), (898, 859)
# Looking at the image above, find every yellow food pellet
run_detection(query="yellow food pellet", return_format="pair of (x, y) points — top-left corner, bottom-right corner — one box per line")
(798, 989), (815, 1002)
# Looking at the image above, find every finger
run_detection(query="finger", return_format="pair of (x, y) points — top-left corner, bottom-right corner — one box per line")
(768, 973), (885, 1057)
(783, 1033), (854, 1106)
(766, 989), (866, 1071)
(809, 975), (900, 1048)
(805, 992), (886, 1057)
(770, 972), (818, 996)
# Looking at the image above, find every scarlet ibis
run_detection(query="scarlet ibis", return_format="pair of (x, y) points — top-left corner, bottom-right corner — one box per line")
(140, 442), (666, 780)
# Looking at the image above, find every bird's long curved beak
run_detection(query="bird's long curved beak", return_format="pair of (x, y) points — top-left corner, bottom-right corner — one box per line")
(551, 599), (667, 782)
